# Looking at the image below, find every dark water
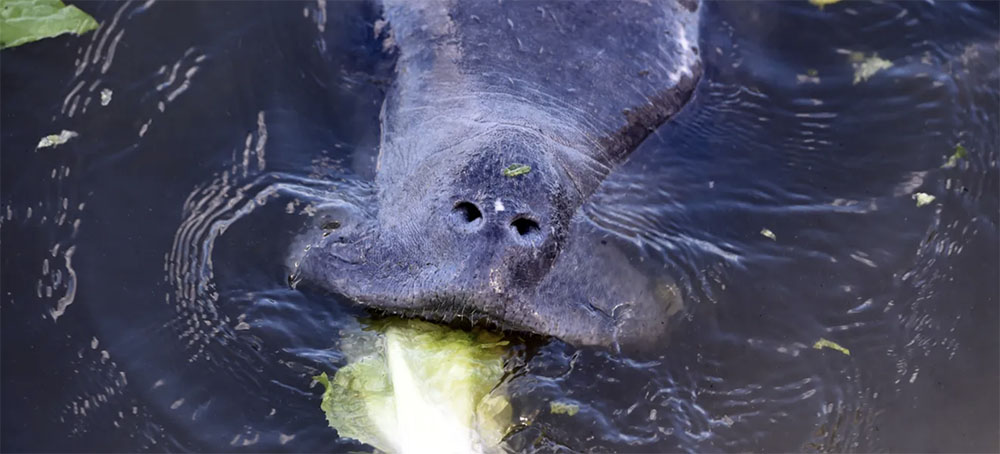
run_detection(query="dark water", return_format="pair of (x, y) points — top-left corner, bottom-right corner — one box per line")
(2, 1), (997, 452)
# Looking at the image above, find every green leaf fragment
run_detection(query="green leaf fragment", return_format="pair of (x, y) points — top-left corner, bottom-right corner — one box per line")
(942, 144), (967, 168)
(549, 401), (579, 416)
(1, 0), (99, 49)
(813, 338), (850, 356)
(502, 164), (531, 177)
(913, 192), (935, 207)
(809, 0), (842, 9)
(760, 228), (776, 241)
(852, 53), (893, 84)
(36, 129), (77, 149)
(100, 88), (112, 106)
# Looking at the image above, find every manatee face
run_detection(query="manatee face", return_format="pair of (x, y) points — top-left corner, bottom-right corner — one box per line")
(298, 126), (602, 342)
(294, 0), (701, 349)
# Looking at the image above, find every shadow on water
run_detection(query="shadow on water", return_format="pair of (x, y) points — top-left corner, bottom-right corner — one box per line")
(2, 1), (997, 452)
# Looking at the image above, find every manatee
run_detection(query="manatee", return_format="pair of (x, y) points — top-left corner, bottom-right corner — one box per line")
(293, 0), (702, 349)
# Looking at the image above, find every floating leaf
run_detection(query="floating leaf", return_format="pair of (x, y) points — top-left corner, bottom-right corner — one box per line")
(813, 338), (850, 356)
(549, 401), (579, 416)
(852, 53), (893, 84)
(760, 228), (777, 241)
(100, 88), (112, 106)
(913, 192), (935, 207)
(942, 144), (968, 168)
(502, 164), (531, 177)
(1, 0), (99, 49)
(36, 129), (77, 149)
(809, 0), (842, 9)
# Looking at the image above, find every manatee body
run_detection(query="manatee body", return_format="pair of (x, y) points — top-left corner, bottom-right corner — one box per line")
(296, 0), (702, 349)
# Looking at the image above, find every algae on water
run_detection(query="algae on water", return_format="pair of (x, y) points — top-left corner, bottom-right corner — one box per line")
(316, 319), (511, 454)
(1, 0), (98, 49)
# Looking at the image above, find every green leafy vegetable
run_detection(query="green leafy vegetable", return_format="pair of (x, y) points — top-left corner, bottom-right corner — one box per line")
(1, 0), (99, 49)
(913, 192), (935, 207)
(813, 338), (850, 356)
(502, 164), (531, 178)
(316, 319), (511, 453)
(549, 401), (579, 416)
(760, 228), (777, 241)
(942, 144), (968, 168)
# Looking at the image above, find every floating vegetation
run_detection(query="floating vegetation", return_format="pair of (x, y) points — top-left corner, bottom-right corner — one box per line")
(316, 319), (510, 453)
(942, 144), (968, 168)
(852, 53), (893, 84)
(35, 130), (77, 149)
(913, 192), (936, 207)
(760, 228), (777, 241)
(550, 401), (580, 416)
(100, 88), (113, 106)
(809, 0), (842, 10)
(0, 0), (98, 49)
(813, 338), (850, 356)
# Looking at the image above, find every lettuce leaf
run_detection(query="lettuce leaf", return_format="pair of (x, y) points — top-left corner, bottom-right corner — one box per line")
(317, 319), (511, 453)
(1, 0), (98, 49)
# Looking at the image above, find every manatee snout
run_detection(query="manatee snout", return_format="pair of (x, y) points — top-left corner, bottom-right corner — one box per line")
(295, 129), (577, 328)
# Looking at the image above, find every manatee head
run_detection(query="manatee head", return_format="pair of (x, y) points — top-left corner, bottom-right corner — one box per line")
(292, 0), (700, 349)
(294, 121), (647, 347)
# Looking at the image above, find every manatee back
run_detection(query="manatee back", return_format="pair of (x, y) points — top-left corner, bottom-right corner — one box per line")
(379, 0), (702, 166)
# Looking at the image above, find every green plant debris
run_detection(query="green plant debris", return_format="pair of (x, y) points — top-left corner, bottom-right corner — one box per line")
(760, 228), (777, 241)
(36, 129), (77, 149)
(942, 144), (968, 168)
(806, 68), (819, 77)
(813, 338), (850, 356)
(1, 0), (98, 49)
(502, 164), (531, 177)
(796, 73), (820, 84)
(549, 401), (579, 416)
(100, 88), (112, 106)
(809, 0), (842, 9)
(913, 192), (935, 207)
(316, 318), (511, 454)
(852, 53), (893, 84)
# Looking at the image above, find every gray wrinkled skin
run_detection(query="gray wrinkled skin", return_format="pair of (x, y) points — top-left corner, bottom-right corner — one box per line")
(294, 0), (702, 350)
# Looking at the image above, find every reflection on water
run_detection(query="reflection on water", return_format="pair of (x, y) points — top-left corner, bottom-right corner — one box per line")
(2, 1), (997, 452)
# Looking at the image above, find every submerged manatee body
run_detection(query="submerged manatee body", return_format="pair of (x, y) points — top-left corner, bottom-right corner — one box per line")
(295, 0), (702, 349)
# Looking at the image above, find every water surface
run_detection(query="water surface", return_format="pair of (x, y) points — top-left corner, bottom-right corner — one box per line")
(2, 1), (997, 452)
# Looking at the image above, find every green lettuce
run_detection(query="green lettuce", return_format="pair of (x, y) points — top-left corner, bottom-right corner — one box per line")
(317, 319), (511, 453)
(1, 0), (98, 49)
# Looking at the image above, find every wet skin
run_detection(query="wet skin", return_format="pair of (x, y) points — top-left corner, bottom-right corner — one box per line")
(294, 0), (703, 349)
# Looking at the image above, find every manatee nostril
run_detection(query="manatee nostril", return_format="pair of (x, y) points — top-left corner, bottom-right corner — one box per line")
(511, 217), (540, 237)
(452, 201), (483, 224)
